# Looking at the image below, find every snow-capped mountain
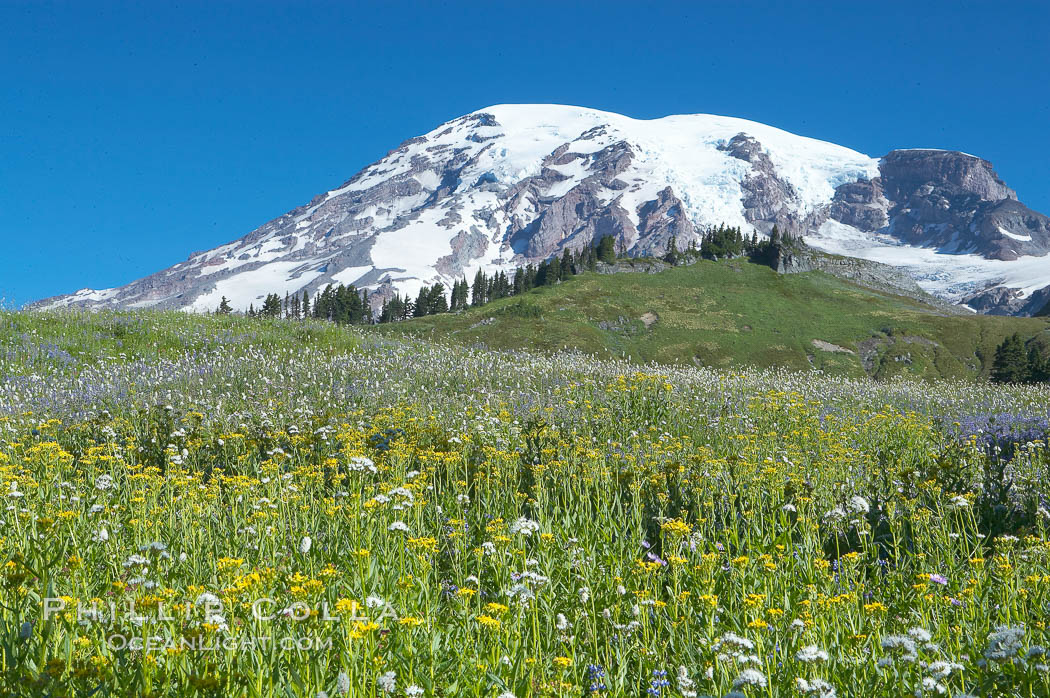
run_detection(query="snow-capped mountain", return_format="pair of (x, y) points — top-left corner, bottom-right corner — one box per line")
(34, 104), (1050, 315)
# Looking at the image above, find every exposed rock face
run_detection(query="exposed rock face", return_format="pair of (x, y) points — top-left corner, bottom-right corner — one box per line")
(963, 283), (1050, 316)
(720, 134), (798, 226)
(435, 228), (490, 276)
(828, 150), (1050, 262)
(829, 179), (889, 232)
(30, 104), (1050, 316)
(506, 140), (650, 258)
(776, 246), (964, 312)
(718, 134), (827, 238)
(633, 187), (696, 257)
(880, 149), (1016, 202)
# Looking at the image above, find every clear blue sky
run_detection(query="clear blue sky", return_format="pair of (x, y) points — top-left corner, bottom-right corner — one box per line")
(2, 1), (1048, 307)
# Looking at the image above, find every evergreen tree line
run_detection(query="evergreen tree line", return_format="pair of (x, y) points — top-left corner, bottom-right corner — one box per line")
(662, 224), (804, 266)
(990, 333), (1050, 384)
(377, 236), (620, 321)
(217, 234), (624, 323)
(216, 225), (808, 322)
(218, 285), (373, 326)
(653, 224), (752, 264)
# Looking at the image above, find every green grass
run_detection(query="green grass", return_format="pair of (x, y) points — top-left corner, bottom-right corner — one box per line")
(1, 309), (1048, 697)
(0, 310), (360, 376)
(376, 259), (1050, 380)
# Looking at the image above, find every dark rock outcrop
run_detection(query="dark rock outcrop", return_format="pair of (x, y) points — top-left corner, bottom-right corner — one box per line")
(829, 178), (889, 232)
(719, 133), (827, 238)
(776, 245), (964, 312)
(880, 149), (1015, 202)
(504, 141), (699, 260)
(633, 187), (697, 257)
(963, 283), (1050, 316)
(829, 150), (1050, 262)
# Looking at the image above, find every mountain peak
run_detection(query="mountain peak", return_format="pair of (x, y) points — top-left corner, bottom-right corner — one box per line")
(33, 105), (1050, 315)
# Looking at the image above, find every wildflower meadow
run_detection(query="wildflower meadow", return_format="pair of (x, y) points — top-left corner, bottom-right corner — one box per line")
(1, 310), (1048, 697)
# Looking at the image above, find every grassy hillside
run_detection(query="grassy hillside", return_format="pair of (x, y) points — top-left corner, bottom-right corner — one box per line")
(376, 259), (1050, 380)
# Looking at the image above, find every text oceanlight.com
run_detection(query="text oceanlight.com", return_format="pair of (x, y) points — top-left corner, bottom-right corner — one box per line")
(106, 635), (334, 652)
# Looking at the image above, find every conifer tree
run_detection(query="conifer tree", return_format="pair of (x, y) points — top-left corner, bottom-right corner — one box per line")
(547, 255), (561, 284)
(524, 263), (537, 291)
(665, 235), (679, 264)
(770, 225), (783, 246)
(413, 287), (430, 318)
(428, 283), (448, 314)
(217, 297), (232, 314)
(471, 270), (487, 306)
(991, 333), (1031, 383)
(449, 279), (468, 310)
(261, 293), (282, 317)
(1028, 346), (1049, 383)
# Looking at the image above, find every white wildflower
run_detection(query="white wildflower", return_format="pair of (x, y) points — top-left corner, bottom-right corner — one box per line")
(822, 506), (847, 523)
(926, 661), (963, 680)
(881, 634), (918, 662)
(377, 670), (396, 693)
(195, 592), (222, 608)
(796, 645), (829, 663)
(796, 677), (836, 697)
(713, 631), (755, 652)
(509, 516), (540, 536)
(847, 495), (870, 514)
(676, 665), (696, 698)
(733, 668), (767, 689)
(907, 627), (932, 643)
(984, 624), (1026, 662)
(347, 456), (376, 473)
